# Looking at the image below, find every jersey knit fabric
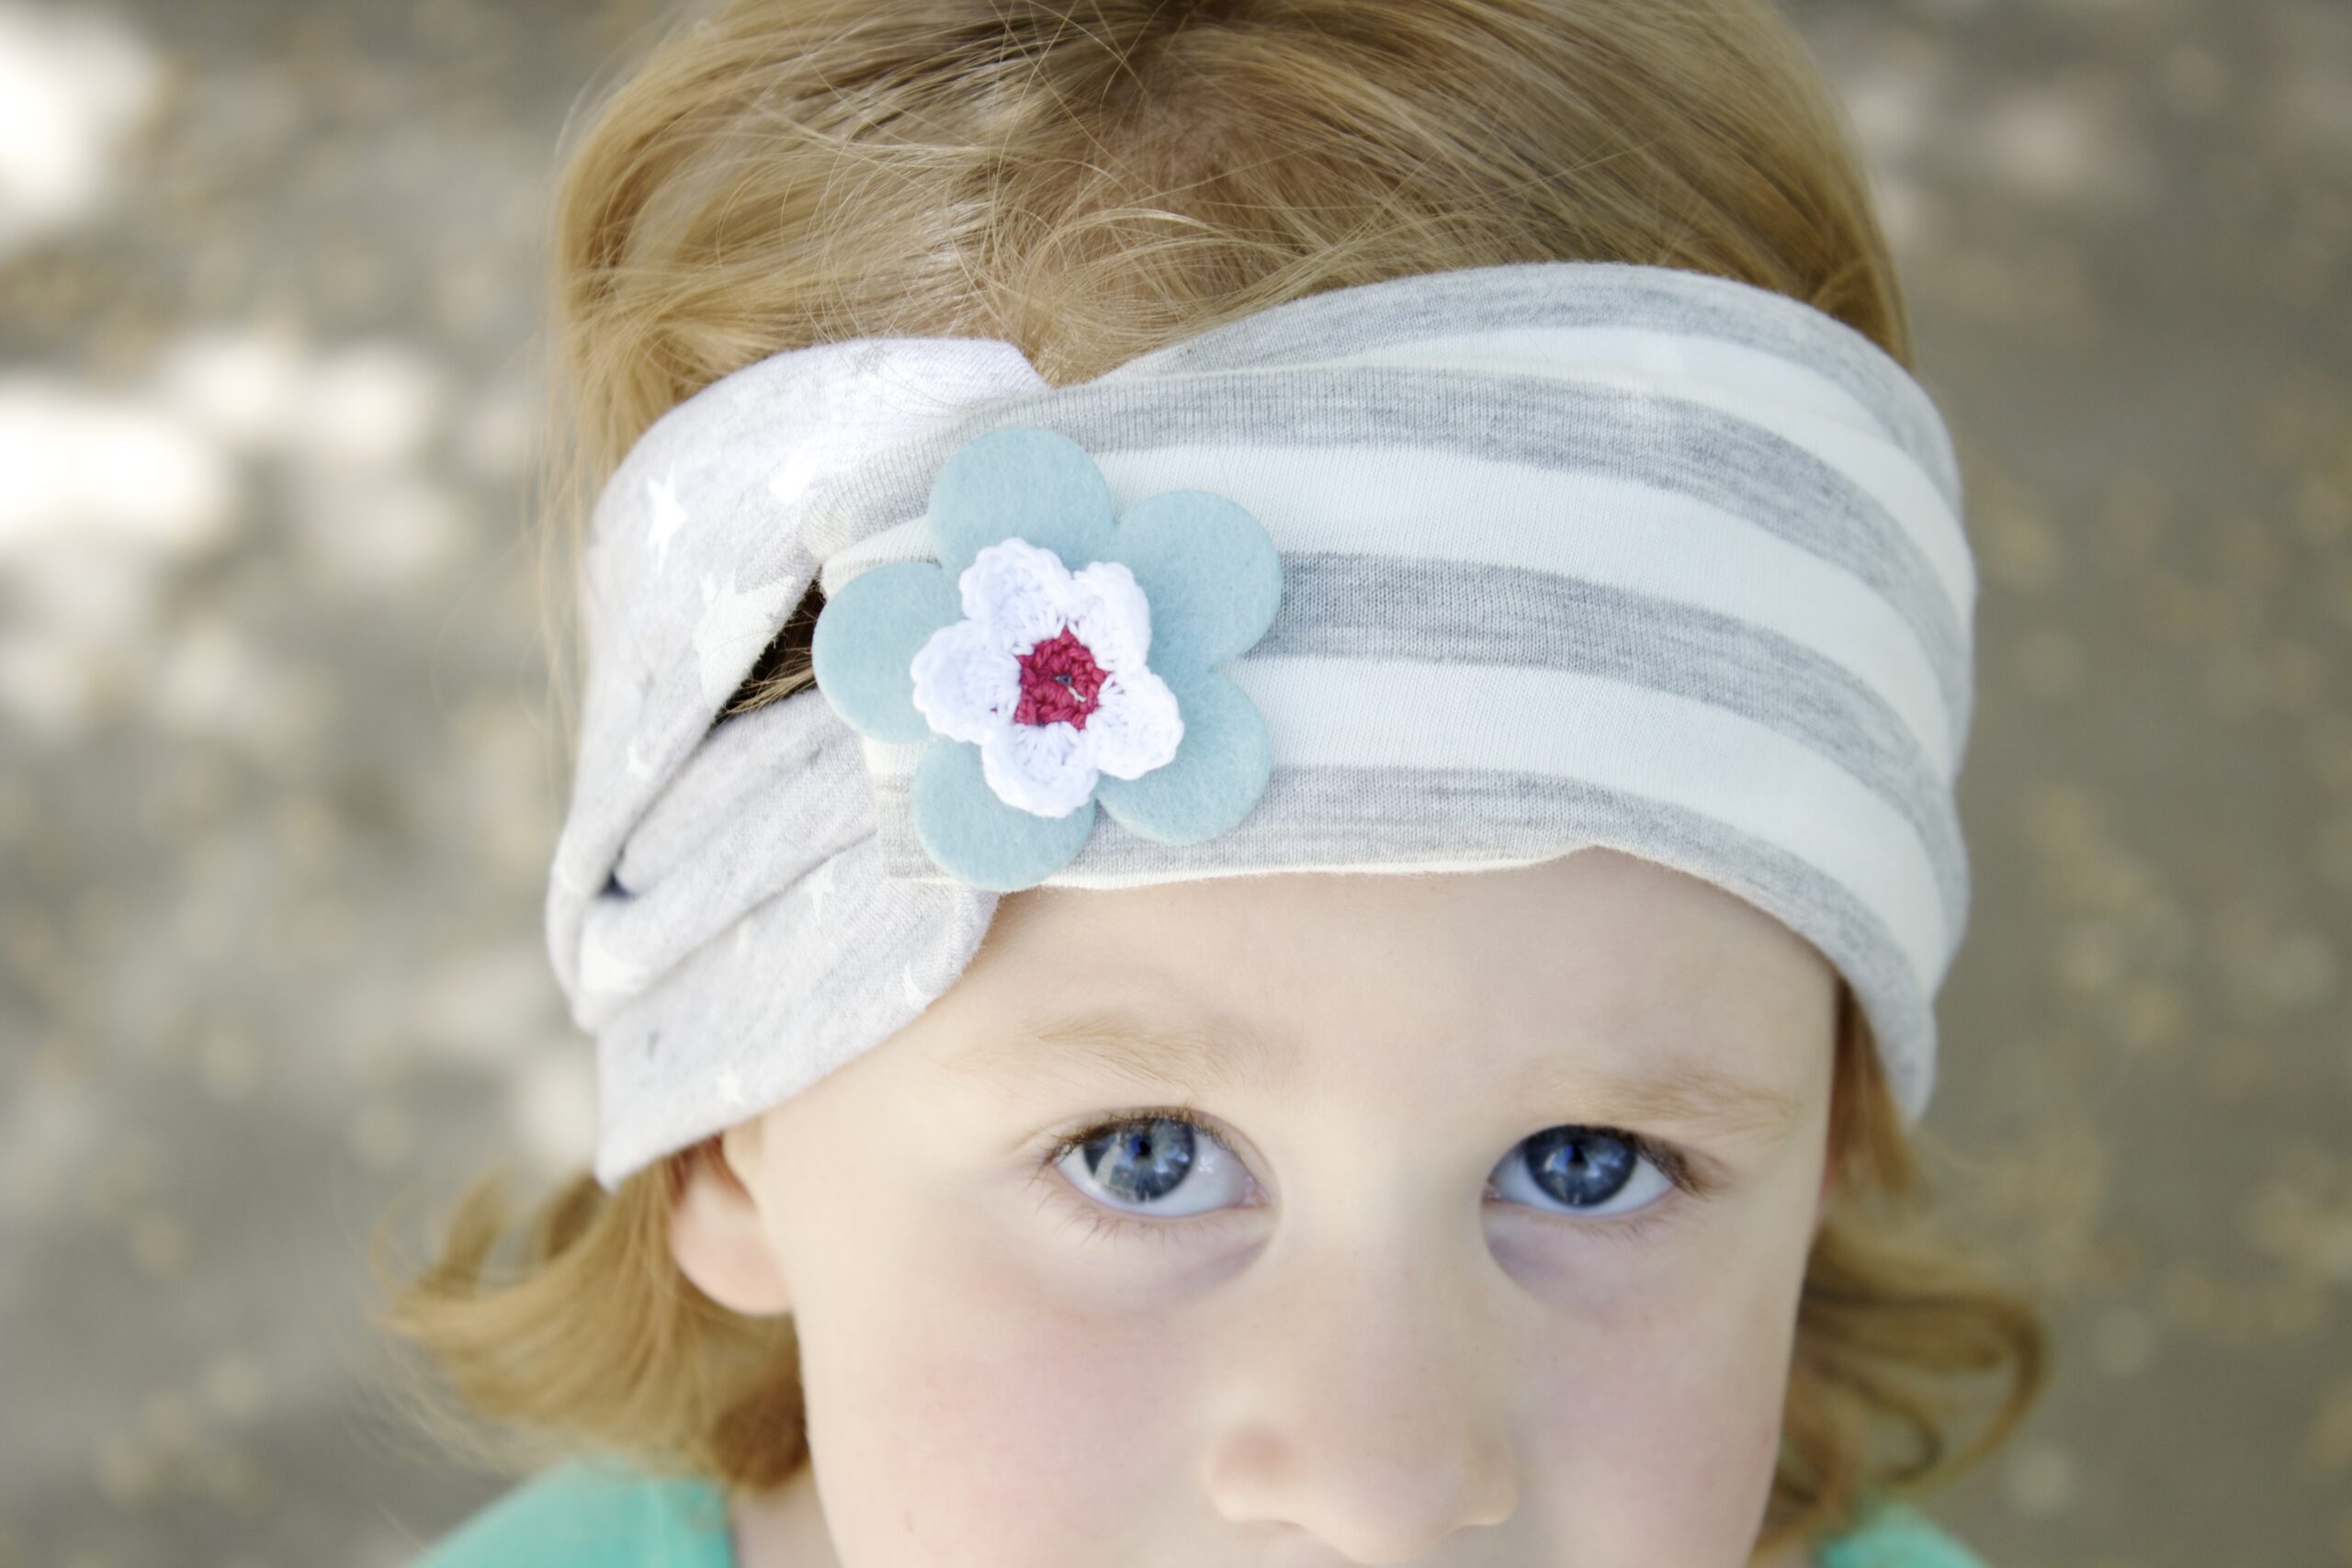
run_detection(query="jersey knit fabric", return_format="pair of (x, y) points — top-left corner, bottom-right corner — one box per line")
(406, 1458), (1995, 1567)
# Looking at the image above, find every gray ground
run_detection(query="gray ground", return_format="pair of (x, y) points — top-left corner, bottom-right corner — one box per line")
(1, 0), (2346, 1564)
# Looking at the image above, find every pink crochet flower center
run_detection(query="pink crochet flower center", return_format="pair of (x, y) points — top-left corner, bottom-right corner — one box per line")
(1013, 626), (1107, 729)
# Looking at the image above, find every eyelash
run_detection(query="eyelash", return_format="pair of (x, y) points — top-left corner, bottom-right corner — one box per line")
(1030, 1104), (1711, 1249)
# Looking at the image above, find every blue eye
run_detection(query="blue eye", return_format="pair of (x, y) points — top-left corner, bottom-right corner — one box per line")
(1047, 1108), (1250, 1221)
(1037, 1109), (1700, 1235)
(1488, 1126), (1679, 1219)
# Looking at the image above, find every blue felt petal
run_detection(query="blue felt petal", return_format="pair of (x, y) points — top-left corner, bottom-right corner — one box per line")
(928, 426), (1120, 581)
(909, 737), (1097, 890)
(1092, 665), (1272, 844)
(809, 560), (961, 744)
(1111, 489), (1283, 673)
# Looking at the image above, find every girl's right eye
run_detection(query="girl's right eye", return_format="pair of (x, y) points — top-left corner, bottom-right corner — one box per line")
(1042, 1107), (1251, 1223)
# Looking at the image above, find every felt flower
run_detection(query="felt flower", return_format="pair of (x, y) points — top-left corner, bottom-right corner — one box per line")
(906, 536), (1185, 818)
(810, 426), (1283, 891)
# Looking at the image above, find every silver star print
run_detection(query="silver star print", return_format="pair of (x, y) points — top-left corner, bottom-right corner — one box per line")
(579, 924), (649, 997)
(694, 570), (795, 706)
(801, 854), (837, 921)
(646, 466), (689, 572)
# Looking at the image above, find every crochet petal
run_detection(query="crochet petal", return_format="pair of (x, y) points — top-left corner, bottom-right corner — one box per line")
(808, 560), (962, 744)
(1081, 666), (1183, 781)
(1109, 488), (1282, 672)
(960, 536), (1071, 652)
(908, 616), (1019, 745)
(910, 737), (1096, 891)
(1063, 558), (1153, 673)
(1092, 664), (1272, 843)
(979, 720), (1100, 818)
(928, 426), (1119, 581)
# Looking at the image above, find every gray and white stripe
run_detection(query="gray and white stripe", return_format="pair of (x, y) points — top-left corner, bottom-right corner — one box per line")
(548, 259), (1974, 1190)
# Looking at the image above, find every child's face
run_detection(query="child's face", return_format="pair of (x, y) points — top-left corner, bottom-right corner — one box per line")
(690, 847), (1839, 1567)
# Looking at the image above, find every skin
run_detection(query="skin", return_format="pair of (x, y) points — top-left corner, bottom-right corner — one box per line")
(673, 846), (1842, 1568)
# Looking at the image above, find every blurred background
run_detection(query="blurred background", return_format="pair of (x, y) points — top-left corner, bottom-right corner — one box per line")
(0, 0), (2346, 1563)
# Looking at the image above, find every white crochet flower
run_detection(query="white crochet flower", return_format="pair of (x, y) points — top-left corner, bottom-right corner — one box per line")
(908, 536), (1184, 818)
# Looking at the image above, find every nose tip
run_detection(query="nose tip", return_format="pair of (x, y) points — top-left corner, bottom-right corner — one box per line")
(1208, 1421), (1519, 1563)
(1202, 1211), (1522, 1561)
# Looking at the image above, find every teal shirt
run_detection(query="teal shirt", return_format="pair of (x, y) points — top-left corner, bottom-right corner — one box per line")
(411, 1459), (1992, 1567)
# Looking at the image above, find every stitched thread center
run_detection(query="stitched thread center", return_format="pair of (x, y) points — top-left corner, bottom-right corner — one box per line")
(1013, 626), (1107, 728)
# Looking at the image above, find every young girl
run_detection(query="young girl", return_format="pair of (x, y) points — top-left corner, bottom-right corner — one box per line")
(376, 2), (2048, 1564)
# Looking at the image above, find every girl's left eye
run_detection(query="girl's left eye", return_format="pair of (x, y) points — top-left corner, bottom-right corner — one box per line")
(1033, 1107), (1706, 1244)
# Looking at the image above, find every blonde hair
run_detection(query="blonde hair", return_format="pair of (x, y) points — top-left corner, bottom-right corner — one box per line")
(369, 0), (2048, 1555)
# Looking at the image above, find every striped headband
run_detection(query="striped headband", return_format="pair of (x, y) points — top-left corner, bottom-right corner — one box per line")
(546, 259), (1975, 1190)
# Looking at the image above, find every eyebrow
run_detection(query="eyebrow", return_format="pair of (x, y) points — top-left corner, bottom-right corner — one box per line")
(941, 1004), (1809, 1139)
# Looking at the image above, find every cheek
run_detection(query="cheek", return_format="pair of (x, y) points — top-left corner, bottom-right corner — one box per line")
(790, 1202), (1186, 1568)
(1519, 1248), (1804, 1565)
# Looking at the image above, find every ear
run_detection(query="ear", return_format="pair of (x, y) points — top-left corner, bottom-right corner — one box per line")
(668, 1121), (795, 1315)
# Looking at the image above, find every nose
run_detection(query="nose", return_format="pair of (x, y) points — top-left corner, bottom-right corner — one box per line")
(1201, 1231), (1521, 1563)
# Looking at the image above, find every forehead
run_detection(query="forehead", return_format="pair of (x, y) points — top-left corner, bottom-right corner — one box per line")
(985, 848), (1825, 1004)
(935, 848), (1836, 1131)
